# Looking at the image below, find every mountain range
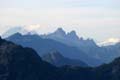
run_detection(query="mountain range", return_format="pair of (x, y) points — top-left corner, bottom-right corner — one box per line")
(41, 28), (120, 63)
(1, 36), (120, 80)
(4, 27), (120, 66)
(6, 33), (102, 66)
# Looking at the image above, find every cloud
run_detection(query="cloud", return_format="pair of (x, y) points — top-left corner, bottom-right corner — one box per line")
(98, 38), (120, 46)
(0, 0), (120, 41)
(21, 24), (58, 35)
(24, 24), (40, 31)
(105, 38), (120, 43)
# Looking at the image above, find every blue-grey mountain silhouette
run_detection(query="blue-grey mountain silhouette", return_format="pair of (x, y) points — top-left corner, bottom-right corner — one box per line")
(1, 36), (120, 80)
(41, 28), (120, 63)
(6, 33), (102, 66)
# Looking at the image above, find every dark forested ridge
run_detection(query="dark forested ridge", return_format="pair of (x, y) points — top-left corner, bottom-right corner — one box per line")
(1, 37), (120, 80)
(0, 37), (58, 80)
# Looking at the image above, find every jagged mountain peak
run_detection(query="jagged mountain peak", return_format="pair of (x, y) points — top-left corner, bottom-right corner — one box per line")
(56, 28), (64, 32)
(10, 32), (22, 37)
(69, 30), (76, 35)
(67, 30), (79, 40)
(86, 38), (95, 43)
(54, 28), (66, 36)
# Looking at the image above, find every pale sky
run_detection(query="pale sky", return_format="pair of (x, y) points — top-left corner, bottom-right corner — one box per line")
(0, 0), (120, 42)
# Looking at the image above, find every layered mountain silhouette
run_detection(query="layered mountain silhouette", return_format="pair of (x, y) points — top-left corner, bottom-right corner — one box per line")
(4, 27), (120, 64)
(41, 28), (120, 63)
(1, 36), (120, 80)
(6, 33), (102, 66)
(5, 28), (120, 66)
(42, 50), (88, 67)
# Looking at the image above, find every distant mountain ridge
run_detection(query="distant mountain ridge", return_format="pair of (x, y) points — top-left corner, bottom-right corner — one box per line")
(41, 28), (120, 63)
(41, 28), (96, 47)
(41, 28), (98, 55)
(5, 27), (120, 65)
(2, 26), (37, 38)
(6, 33), (103, 66)
(1, 37), (120, 80)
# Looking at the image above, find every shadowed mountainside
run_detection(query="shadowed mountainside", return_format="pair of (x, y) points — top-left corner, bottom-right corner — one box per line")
(1, 37), (120, 80)
(42, 50), (88, 67)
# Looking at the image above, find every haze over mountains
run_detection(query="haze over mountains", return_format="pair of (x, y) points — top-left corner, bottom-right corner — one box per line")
(6, 33), (101, 66)
(4, 27), (120, 67)
(1, 0), (120, 79)
(41, 28), (120, 63)
(2, 26), (120, 46)
(2, 26), (37, 38)
(1, 34), (120, 80)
